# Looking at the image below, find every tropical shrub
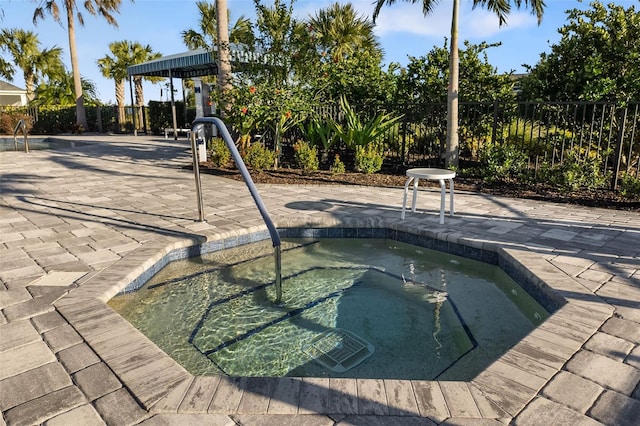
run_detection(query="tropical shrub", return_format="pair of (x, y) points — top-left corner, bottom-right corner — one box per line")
(299, 117), (336, 163)
(501, 119), (574, 157)
(480, 142), (529, 183)
(208, 137), (231, 168)
(293, 140), (319, 173)
(0, 110), (33, 134)
(332, 95), (403, 149)
(384, 121), (418, 156)
(244, 143), (275, 171)
(619, 173), (640, 199)
(355, 144), (384, 174)
(29, 106), (75, 134)
(538, 148), (610, 191)
(331, 154), (346, 174)
(148, 101), (188, 134)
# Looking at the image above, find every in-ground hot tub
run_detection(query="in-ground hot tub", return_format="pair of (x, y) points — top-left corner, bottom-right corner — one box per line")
(109, 232), (552, 381)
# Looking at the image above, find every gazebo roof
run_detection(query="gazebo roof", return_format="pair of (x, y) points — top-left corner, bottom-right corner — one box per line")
(127, 45), (264, 79)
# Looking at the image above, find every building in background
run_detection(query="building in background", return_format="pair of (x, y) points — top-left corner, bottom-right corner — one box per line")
(0, 81), (28, 107)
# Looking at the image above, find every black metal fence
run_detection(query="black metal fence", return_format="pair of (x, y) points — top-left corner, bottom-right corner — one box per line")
(300, 101), (639, 188)
(3, 101), (638, 187)
(0, 104), (177, 134)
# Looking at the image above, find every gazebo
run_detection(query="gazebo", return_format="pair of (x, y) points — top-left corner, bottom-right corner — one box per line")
(127, 45), (264, 138)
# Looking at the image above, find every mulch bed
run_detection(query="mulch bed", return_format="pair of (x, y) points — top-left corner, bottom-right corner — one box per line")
(195, 163), (640, 212)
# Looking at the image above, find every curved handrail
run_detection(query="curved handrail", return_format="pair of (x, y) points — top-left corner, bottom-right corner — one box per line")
(13, 119), (29, 153)
(190, 117), (283, 304)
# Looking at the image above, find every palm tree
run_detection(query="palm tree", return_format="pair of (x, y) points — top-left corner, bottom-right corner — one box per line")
(182, 1), (254, 50)
(97, 41), (129, 128)
(216, 0), (232, 97)
(181, 0), (253, 104)
(0, 58), (11, 80)
(308, 2), (382, 62)
(0, 28), (64, 101)
(33, 0), (126, 131)
(372, 0), (544, 167)
(129, 42), (162, 125)
(98, 41), (161, 130)
(253, 0), (298, 84)
(32, 70), (100, 106)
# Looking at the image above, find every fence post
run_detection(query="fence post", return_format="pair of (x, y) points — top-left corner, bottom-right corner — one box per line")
(401, 120), (407, 165)
(141, 106), (148, 134)
(610, 106), (627, 191)
(490, 100), (499, 145)
(96, 107), (103, 133)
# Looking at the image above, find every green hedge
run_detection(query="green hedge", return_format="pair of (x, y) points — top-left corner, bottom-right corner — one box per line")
(147, 101), (196, 134)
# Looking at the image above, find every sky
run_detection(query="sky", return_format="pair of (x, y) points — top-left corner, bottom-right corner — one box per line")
(1, 0), (634, 104)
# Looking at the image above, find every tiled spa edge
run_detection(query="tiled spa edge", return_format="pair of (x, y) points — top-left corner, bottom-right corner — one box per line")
(52, 219), (614, 421)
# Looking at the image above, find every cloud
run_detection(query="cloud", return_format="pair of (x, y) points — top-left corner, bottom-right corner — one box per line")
(464, 9), (538, 38)
(372, 3), (451, 37)
(361, 1), (538, 39)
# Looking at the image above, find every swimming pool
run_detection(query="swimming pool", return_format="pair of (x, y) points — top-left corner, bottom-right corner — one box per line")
(109, 238), (549, 380)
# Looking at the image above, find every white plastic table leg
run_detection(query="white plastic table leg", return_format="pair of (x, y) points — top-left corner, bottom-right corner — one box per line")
(439, 179), (446, 224)
(411, 178), (420, 212)
(401, 176), (413, 220)
(448, 177), (454, 216)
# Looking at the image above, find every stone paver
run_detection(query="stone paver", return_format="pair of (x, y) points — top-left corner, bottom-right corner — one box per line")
(0, 362), (72, 412)
(328, 378), (358, 415)
(0, 320), (40, 353)
(31, 310), (70, 333)
(298, 378), (330, 415)
(627, 345), (640, 369)
(565, 350), (640, 395)
(584, 332), (635, 362)
(56, 343), (101, 374)
(0, 136), (638, 425)
(235, 377), (274, 415)
(2, 290), (65, 321)
(140, 413), (235, 425)
(93, 388), (149, 426)
(514, 397), (603, 426)
(267, 377), (301, 415)
(42, 323), (84, 353)
(589, 390), (640, 426)
(541, 371), (604, 413)
(0, 288), (31, 310)
(73, 362), (122, 401)
(600, 316), (640, 343)
(439, 382), (480, 418)
(0, 340), (56, 381)
(177, 376), (219, 413)
(43, 404), (105, 426)
(411, 381), (449, 422)
(2, 386), (86, 426)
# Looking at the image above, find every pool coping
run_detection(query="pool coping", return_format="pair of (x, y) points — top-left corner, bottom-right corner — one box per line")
(53, 221), (614, 421)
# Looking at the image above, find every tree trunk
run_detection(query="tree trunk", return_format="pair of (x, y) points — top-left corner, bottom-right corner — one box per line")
(66, 2), (88, 131)
(23, 70), (35, 101)
(446, 0), (460, 168)
(216, 0), (232, 115)
(134, 76), (144, 128)
(115, 79), (125, 132)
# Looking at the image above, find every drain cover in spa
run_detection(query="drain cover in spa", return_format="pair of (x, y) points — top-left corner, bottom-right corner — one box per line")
(302, 329), (374, 373)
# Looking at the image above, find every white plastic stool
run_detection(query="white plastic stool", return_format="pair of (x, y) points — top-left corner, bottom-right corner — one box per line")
(401, 168), (456, 224)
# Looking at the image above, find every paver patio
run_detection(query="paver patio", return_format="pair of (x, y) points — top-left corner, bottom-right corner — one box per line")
(0, 135), (638, 425)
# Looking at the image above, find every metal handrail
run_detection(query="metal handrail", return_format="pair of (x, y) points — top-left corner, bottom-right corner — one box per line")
(190, 117), (284, 305)
(13, 119), (29, 153)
